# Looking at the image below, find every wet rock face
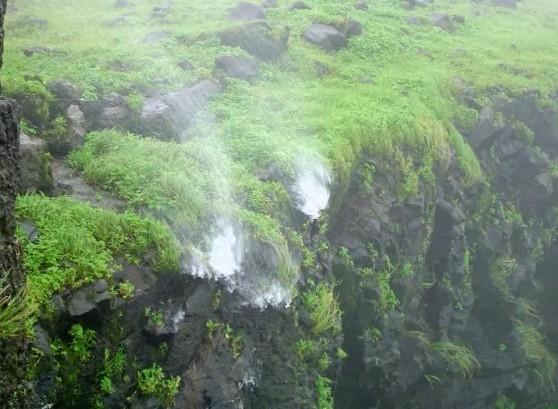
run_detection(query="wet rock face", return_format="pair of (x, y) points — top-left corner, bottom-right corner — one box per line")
(19, 132), (53, 194)
(215, 55), (259, 81)
(1, 3), (30, 404)
(218, 22), (289, 61)
(303, 23), (348, 51)
(139, 79), (221, 141)
(228, 2), (266, 20)
(331, 93), (558, 409)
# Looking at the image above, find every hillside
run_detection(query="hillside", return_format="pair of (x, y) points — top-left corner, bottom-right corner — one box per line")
(1, 0), (558, 408)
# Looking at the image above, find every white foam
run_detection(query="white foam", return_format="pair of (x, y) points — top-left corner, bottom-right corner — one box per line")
(294, 159), (331, 220)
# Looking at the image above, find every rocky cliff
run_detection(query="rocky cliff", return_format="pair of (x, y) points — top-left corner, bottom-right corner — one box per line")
(0, 0), (29, 407)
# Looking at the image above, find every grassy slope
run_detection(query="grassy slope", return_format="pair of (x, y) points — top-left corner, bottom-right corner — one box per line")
(3, 0), (558, 299)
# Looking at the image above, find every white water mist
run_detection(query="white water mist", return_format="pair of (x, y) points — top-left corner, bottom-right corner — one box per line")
(294, 158), (331, 220)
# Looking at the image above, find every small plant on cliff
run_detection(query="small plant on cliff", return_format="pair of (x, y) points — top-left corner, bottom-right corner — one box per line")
(136, 364), (181, 408)
(51, 324), (97, 406)
(432, 342), (480, 379)
(0, 278), (34, 339)
(316, 375), (334, 409)
(302, 282), (342, 336)
(515, 320), (557, 391)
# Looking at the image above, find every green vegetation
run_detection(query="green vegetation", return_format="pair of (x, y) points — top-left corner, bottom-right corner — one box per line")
(316, 375), (334, 409)
(432, 342), (480, 379)
(144, 307), (165, 328)
(137, 364), (181, 408)
(302, 282), (342, 336)
(51, 324), (97, 407)
(0, 279), (34, 339)
(16, 195), (179, 307)
(495, 395), (516, 409)
(515, 321), (557, 391)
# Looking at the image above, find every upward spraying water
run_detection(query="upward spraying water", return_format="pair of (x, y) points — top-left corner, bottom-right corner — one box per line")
(294, 159), (332, 220)
(208, 219), (243, 282)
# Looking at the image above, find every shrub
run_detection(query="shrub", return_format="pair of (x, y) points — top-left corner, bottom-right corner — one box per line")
(432, 342), (480, 379)
(137, 364), (181, 408)
(302, 282), (342, 336)
(16, 195), (180, 306)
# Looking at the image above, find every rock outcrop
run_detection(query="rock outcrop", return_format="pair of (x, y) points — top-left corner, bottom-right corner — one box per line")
(0, 1), (30, 406)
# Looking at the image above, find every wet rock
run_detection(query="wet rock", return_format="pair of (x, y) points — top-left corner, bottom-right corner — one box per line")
(177, 59), (194, 70)
(32, 325), (52, 357)
(288, 1), (311, 10)
(405, 0), (433, 7)
(143, 31), (170, 44)
(185, 284), (213, 317)
(176, 334), (252, 409)
(215, 55), (259, 81)
(218, 21), (289, 61)
(302, 23), (347, 51)
(23, 46), (66, 57)
(493, 0), (517, 8)
(66, 279), (112, 317)
(66, 104), (86, 150)
(17, 219), (39, 242)
(355, 1), (369, 10)
(152, 1), (173, 18)
(228, 2), (266, 20)
(48, 79), (80, 114)
(430, 13), (453, 31)
(139, 80), (220, 141)
(81, 92), (131, 130)
(344, 19), (363, 37)
(261, 0), (278, 8)
(52, 159), (127, 210)
(114, 263), (157, 295)
(19, 132), (53, 193)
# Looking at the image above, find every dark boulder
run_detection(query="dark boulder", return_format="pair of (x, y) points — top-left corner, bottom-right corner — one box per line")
(407, 16), (424, 26)
(139, 80), (221, 141)
(429, 13), (464, 32)
(302, 23), (347, 51)
(152, 1), (173, 18)
(355, 1), (369, 10)
(114, 0), (134, 7)
(17, 219), (39, 243)
(228, 2), (266, 20)
(23, 46), (66, 57)
(48, 79), (80, 114)
(218, 22), (289, 61)
(215, 55), (259, 81)
(143, 31), (170, 44)
(66, 104), (86, 149)
(19, 132), (53, 193)
(288, 1), (311, 10)
(66, 279), (112, 318)
(261, 0), (278, 8)
(493, 0), (517, 8)
(81, 92), (131, 131)
(344, 18), (362, 37)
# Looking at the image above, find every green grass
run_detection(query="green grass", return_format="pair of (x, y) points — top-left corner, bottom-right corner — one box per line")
(0, 279), (34, 339)
(16, 195), (180, 306)
(514, 320), (557, 391)
(302, 282), (342, 336)
(432, 341), (481, 379)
